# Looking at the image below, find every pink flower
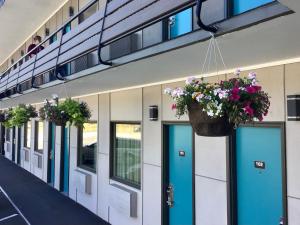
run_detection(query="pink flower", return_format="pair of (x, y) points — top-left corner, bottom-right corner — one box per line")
(246, 86), (256, 94)
(230, 87), (240, 101)
(171, 104), (177, 110)
(244, 105), (254, 116)
(253, 85), (261, 92)
(232, 87), (240, 95)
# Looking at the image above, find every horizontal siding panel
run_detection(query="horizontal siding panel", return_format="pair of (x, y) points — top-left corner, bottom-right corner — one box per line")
(104, 0), (157, 28)
(106, 0), (132, 14)
(18, 71), (33, 83)
(35, 48), (60, 68)
(37, 41), (60, 59)
(62, 9), (104, 44)
(19, 63), (34, 77)
(58, 34), (99, 64)
(33, 58), (56, 76)
(102, 0), (194, 43)
(60, 20), (103, 54)
(6, 78), (17, 89)
(20, 57), (35, 70)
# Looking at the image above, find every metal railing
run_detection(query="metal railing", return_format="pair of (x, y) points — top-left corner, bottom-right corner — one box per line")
(0, 0), (219, 99)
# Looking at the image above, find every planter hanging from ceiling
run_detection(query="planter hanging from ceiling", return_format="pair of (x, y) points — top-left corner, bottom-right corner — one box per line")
(187, 101), (233, 136)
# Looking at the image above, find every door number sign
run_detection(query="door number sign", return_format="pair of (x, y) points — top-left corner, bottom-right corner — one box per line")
(254, 161), (266, 169)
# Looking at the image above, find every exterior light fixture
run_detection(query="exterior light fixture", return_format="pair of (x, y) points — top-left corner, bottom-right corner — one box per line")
(149, 105), (159, 121)
(287, 95), (300, 121)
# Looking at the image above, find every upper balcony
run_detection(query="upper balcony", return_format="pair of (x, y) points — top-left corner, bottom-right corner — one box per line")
(0, 0), (292, 101)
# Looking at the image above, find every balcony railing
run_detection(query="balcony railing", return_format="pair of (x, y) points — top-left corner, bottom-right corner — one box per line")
(0, 0), (282, 99)
(1, 0), (207, 99)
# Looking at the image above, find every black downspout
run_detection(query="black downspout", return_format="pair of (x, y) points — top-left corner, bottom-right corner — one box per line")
(196, 0), (218, 33)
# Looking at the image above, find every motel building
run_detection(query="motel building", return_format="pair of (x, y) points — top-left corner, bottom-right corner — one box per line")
(0, 0), (300, 225)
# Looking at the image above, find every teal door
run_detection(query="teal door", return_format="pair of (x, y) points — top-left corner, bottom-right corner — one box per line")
(48, 123), (55, 186)
(169, 8), (192, 39)
(236, 126), (284, 225)
(166, 125), (193, 225)
(62, 126), (69, 194)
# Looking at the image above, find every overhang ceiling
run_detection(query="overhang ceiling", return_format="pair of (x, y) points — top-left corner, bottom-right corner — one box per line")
(1, 1), (300, 108)
(0, 0), (68, 64)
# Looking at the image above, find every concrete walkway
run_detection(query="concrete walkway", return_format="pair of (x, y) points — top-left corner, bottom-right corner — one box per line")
(0, 156), (109, 225)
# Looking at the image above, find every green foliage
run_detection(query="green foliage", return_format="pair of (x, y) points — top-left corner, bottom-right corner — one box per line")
(39, 98), (91, 127)
(3, 105), (37, 128)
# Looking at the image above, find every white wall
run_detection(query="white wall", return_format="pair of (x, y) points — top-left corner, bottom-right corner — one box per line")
(69, 95), (99, 213)
(285, 63), (300, 225)
(2, 62), (300, 225)
(31, 120), (44, 180)
(4, 128), (12, 160)
(54, 126), (62, 190)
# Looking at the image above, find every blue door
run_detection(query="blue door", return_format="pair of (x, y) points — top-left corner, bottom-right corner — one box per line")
(233, 0), (274, 15)
(236, 126), (284, 225)
(167, 125), (193, 225)
(169, 8), (192, 39)
(48, 123), (55, 186)
(62, 126), (69, 194)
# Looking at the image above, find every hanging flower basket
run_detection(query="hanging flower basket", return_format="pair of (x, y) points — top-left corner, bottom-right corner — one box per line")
(3, 104), (37, 128)
(187, 101), (233, 136)
(164, 70), (270, 137)
(39, 97), (91, 127)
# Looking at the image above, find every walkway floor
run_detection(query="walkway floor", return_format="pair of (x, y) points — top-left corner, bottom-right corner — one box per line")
(0, 156), (110, 225)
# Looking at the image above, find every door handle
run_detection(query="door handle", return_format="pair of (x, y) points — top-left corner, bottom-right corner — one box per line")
(279, 217), (284, 225)
(166, 184), (174, 208)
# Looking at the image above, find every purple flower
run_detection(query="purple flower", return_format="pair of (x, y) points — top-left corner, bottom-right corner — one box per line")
(248, 72), (257, 80)
(234, 69), (241, 76)
(185, 77), (196, 85)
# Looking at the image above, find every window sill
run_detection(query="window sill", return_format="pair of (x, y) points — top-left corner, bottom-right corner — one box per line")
(110, 177), (141, 190)
(76, 166), (96, 174)
(34, 150), (43, 156)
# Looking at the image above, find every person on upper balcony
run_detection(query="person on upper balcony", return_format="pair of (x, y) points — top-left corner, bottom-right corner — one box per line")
(27, 35), (44, 58)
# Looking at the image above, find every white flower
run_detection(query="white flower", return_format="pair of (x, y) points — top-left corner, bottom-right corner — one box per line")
(164, 88), (172, 95)
(171, 87), (184, 98)
(185, 76), (196, 85)
(234, 69), (241, 76)
(218, 90), (227, 99)
(248, 72), (256, 80)
(213, 88), (221, 96)
(207, 110), (214, 117)
(52, 94), (59, 100)
(196, 94), (204, 102)
(251, 79), (257, 85)
(205, 95), (212, 100)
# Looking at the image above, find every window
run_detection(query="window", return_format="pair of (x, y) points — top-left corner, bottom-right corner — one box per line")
(111, 123), (141, 188)
(169, 8), (192, 39)
(49, 34), (57, 44)
(24, 121), (31, 148)
(5, 128), (10, 142)
(78, 122), (97, 172)
(35, 121), (44, 152)
(233, 0), (274, 15)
